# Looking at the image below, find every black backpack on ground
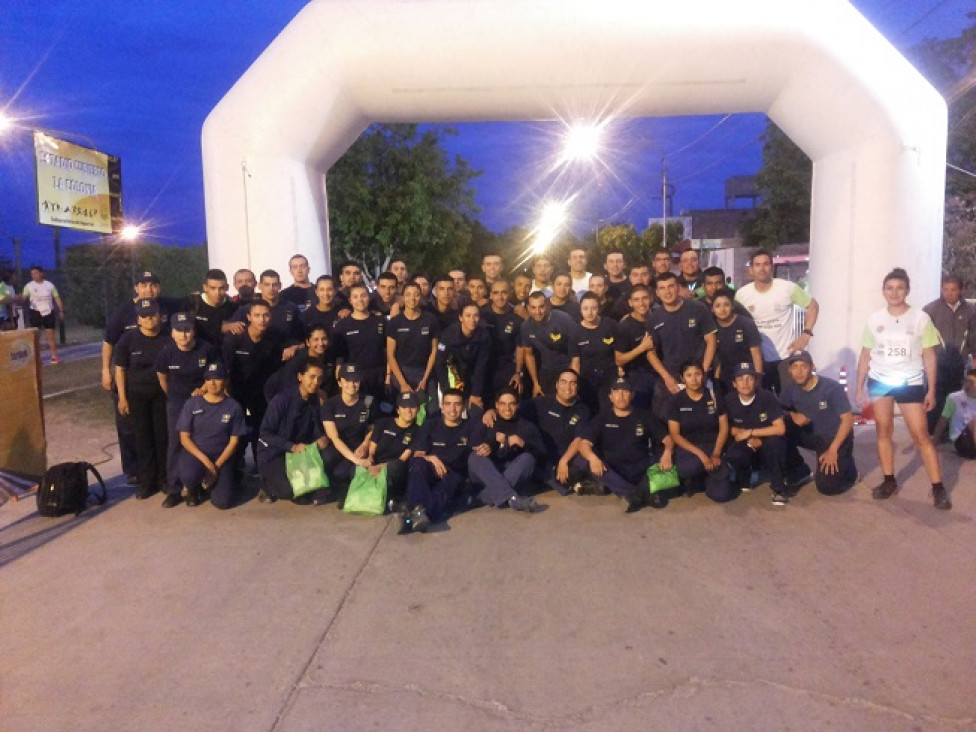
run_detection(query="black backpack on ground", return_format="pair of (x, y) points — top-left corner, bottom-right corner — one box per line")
(36, 462), (108, 517)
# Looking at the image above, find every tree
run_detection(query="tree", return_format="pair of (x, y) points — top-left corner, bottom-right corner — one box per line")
(327, 124), (481, 278)
(639, 221), (685, 250)
(595, 223), (640, 266)
(741, 121), (812, 250)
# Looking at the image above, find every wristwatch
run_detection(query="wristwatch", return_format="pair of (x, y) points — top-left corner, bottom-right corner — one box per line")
(802, 328), (814, 337)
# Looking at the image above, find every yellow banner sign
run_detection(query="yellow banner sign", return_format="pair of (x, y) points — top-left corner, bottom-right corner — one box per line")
(34, 131), (113, 234)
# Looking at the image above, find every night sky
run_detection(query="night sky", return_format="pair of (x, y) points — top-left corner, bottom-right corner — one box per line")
(0, 1), (970, 270)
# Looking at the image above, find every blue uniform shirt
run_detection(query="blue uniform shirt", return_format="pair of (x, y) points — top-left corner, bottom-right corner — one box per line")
(176, 395), (247, 459)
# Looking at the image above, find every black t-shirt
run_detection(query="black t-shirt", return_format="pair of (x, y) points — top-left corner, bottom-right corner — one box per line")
(189, 294), (237, 347)
(779, 377), (851, 443)
(115, 329), (168, 395)
(430, 304), (460, 333)
(647, 299), (716, 377)
(581, 407), (657, 483)
(551, 299), (582, 321)
(518, 310), (580, 373)
(577, 318), (618, 375)
(301, 306), (341, 340)
(280, 284), (316, 312)
(320, 393), (374, 446)
(481, 306), (523, 374)
(614, 315), (653, 375)
(523, 395), (591, 461)
(371, 417), (420, 463)
(413, 416), (487, 473)
(388, 311), (439, 371)
(715, 316), (762, 383)
(154, 339), (219, 403)
(668, 388), (724, 447)
(368, 291), (396, 317)
(220, 329), (283, 411)
(724, 388), (784, 431)
(333, 314), (387, 371)
(232, 300), (303, 345)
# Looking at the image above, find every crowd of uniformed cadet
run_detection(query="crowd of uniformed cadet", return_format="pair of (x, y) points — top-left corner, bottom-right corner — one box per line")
(100, 244), (973, 531)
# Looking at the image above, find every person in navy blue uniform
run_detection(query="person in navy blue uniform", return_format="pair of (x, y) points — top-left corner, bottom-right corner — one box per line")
(264, 324), (333, 403)
(577, 292), (619, 413)
(647, 272), (717, 424)
(520, 292), (581, 397)
(102, 270), (181, 483)
(666, 359), (734, 506)
(369, 271), (399, 317)
(435, 302), (491, 410)
(115, 299), (171, 500)
(320, 363), (376, 495)
(550, 273), (582, 321)
(230, 270), (303, 353)
(778, 350), (858, 503)
(221, 299), (284, 472)
(467, 388), (544, 512)
(723, 362), (788, 500)
(400, 389), (489, 533)
(387, 281), (440, 409)
(280, 254), (316, 312)
(577, 377), (670, 512)
(175, 362), (248, 508)
(155, 312), (219, 506)
(481, 280), (524, 401)
(613, 285), (656, 410)
(332, 284), (387, 402)
(256, 360), (329, 503)
(367, 390), (422, 508)
(520, 368), (590, 495)
(301, 275), (345, 338)
(711, 288), (763, 401)
(186, 269), (238, 347)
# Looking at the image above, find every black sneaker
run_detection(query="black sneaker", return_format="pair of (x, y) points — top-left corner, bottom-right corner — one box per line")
(933, 485), (952, 510)
(771, 492), (789, 506)
(509, 495), (542, 513)
(161, 494), (182, 508)
(872, 477), (898, 500)
(397, 511), (413, 534)
(648, 492), (668, 509)
(410, 506), (430, 533)
(185, 489), (201, 507)
(257, 488), (276, 503)
(292, 494), (314, 505)
(574, 478), (606, 496)
(624, 493), (646, 513)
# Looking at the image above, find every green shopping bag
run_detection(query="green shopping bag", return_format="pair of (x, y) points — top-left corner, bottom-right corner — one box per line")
(647, 462), (680, 494)
(285, 446), (330, 497)
(416, 400), (427, 426)
(343, 465), (388, 515)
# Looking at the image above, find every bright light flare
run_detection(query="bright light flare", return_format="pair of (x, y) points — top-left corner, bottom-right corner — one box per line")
(558, 122), (605, 165)
(0, 112), (13, 134)
(120, 225), (142, 241)
(531, 199), (571, 253)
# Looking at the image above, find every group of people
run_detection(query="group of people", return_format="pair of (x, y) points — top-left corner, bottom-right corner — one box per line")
(95, 243), (973, 531)
(0, 265), (65, 363)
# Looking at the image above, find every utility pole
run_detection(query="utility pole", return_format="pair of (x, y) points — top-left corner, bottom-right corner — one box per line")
(12, 237), (21, 283)
(661, 156), (668, 248)
(53, 227), (62, 269)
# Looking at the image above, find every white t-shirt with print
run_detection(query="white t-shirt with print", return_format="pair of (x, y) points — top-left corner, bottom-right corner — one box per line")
(23, 280), (59, 316)
(735, 279), (812, 361)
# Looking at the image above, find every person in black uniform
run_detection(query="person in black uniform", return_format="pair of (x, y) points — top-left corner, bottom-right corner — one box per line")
(520, 368), (590, 495)
(176, 362), (248, 508)
(519, 292), (580, 397)
(320, 363), (376, 496)
(666, 359), (733, 506)
(367, 390), (422, 508)
(221, 299), (283, 473)
(481, 280), (524, 402)
(230, 270), (303, 356)
(723, 361), (788, 499)
(467, 388), (544, 512)
(155, 312), (219, 506)
(101, 270), (182, 483)
(264, 324), (333, 403)
(613, 285), (656, 409)
(429, 275), (460, 332)
(301, 275), (344, 337)
(711, 288), (763, 401)
(256, 360), (329, 503)
(387, 281), (440, 409)
(576, 377), (670, 512)
(550, 273), (582, 321)
(435, 302), (491, 411)
(187, 269), (238, 347)
(280, 254), (316, 312)
(369, 271), (399, 317)
(647, 271), (717, 424)
(400, 389), (489, 533)
(115, 299), (170, 500)
(577, 292), (619, 413)
(332, 284), (387, 402)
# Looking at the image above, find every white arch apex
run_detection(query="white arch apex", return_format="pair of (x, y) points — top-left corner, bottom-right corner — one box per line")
(202, 0), (947, 376)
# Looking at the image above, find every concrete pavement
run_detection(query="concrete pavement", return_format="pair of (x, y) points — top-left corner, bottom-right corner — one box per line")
(1, 422), (974, 730)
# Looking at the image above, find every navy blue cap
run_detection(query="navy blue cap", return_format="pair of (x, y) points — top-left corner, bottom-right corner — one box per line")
(397, 391), (420, 408)
(610, 377), (633, 392)
(732, 362), (756, 378)
(170, 312), (194, 332)
(136, 299), (159, 317)
(135, 270), (160, 285)
(786, 350), (814, 366)
(339, 363), (362, 381)
(204, 362), (227, 380)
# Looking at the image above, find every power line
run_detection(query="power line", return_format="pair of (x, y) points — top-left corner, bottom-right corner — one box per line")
(665, 115), (732, 158)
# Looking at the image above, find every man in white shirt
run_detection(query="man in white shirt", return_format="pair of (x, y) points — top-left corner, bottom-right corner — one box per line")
(568, 246), (592, 297)
(22, 265), (64, 364)
(735, 250), (819, 394)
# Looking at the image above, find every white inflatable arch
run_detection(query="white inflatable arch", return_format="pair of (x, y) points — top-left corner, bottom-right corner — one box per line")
(202, 0), (946, 376)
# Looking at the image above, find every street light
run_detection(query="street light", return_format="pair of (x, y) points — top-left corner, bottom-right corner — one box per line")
(531, 199), (571, 253)
(120, 224), (141, 241)
(0, 112), (12, 134)
(557, 122), (605, 166)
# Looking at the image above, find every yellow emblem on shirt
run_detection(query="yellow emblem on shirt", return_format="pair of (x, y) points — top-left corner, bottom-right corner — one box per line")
(550, 333), (562, 342)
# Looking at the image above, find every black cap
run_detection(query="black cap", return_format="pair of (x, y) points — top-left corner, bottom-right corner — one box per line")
(732, 362), (756, 378)
(610, 377), (633, 392)
(170, 312), (194, 332)
(339, 363), (362, 381)
(786, 350), (814, 366)
(136, 299), (159, 317)
(135, 270), (160, 285)
(204, 361), (227, 380)
(397, 391), (420, 408)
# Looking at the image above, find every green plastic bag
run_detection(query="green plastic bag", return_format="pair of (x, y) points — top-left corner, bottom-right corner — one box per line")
(647, 463), (680, 494)
(416, 400), (427, 426)
(343, 465), (388, 515)
(285, 446), (330, 496)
